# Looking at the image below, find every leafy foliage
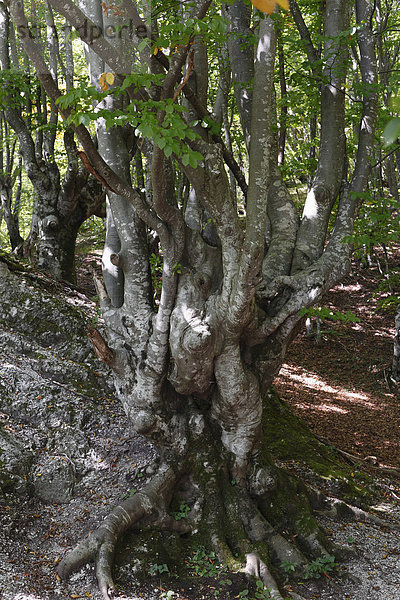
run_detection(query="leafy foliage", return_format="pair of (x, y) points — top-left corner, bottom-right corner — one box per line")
(374, 270), (400, 313)
(343, 194), (400, 257)
(304, 555), (336, 579)
(172, 501), (190, 520)
(56, 77), (204, 166)
(149, 562), (170, 576)
(0, 69), (38, 110)
(187, 546), (221, 577)
(299, 306), (360, 323)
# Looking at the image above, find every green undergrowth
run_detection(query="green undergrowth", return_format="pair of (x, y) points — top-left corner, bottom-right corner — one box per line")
(114, 529), (288, 600)
(263, 387), (377, 506)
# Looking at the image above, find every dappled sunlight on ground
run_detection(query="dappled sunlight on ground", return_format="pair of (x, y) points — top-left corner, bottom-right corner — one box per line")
(275, 261), (400, 469)
(279, 364), (380, 410)
(337, 283), (363, 292)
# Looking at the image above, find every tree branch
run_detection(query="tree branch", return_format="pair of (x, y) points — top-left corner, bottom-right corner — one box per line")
(226, 15), (277, 332)
(224, 0), (254, 152)
(261, 167), (299, 286)
(46, 0), (133, 74)
(291, 0), (350, 272)
(289, 0), (321, 78)
(8, 0), (168, 241)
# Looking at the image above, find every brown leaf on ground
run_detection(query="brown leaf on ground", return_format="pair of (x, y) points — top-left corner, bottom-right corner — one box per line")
(276, 252), (400, 470)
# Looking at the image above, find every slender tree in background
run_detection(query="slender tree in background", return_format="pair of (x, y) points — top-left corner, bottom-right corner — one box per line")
(0, 114), (23, 250)
(0, 0), (105, 281)
(5, 0), (389, 596)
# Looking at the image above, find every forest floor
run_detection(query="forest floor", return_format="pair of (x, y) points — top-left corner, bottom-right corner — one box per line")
(1, 247), (400, 600)
(275, 251), (400, 472)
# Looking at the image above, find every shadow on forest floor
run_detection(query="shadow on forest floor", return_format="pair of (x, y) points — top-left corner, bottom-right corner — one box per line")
(276, 254), (400, 469)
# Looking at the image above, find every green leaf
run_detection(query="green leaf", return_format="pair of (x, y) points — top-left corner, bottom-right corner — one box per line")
(138, 39), (148, 52)
(138, 122), (154, 138)
(188, 154), (199, 168)
(383, 118), (400, 146)
(156, 137), (167, 150)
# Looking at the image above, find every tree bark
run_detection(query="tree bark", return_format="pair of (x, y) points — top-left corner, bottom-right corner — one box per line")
(8, 0), (384, 598)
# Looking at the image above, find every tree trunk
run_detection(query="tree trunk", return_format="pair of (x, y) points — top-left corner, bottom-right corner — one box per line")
(0, 185), (23, 250)
(0, 2), (104, 281)
(392, 303), (400, 394)
(8, 0), (383, 597)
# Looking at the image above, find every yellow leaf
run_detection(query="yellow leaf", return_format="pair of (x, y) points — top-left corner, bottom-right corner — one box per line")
(99, 73), (108, 92)
(277, 0), (289, 9)
(105, 72), (115, 86)
(250, 0), (288, 14)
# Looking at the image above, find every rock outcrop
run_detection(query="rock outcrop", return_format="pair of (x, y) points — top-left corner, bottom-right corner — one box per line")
(0, 251), (115, 504)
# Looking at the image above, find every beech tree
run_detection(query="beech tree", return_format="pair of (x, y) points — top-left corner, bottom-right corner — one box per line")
(6, 0), (382, 597)
(0, 115), (23, 250)
(0, 0), (105, 281)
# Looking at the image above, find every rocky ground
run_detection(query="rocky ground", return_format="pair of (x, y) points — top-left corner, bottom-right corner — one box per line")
(0, 249), (400, 600)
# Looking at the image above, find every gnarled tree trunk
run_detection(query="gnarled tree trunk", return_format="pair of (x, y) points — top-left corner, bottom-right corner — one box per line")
(8, 0), (381, 597)
(0, 2), (105, 281)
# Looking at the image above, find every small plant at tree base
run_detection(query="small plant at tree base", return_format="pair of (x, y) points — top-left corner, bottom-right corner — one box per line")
(239, 580), (273, 599)
(304, 555), (336, 579)
(187, 546), (222, 577)
(254, 579), (272, 599)
(281, 558), (297, 573)
(172, 501), (190, 520)
(149, 563), (170, 576)
(211, 577), (233, 598)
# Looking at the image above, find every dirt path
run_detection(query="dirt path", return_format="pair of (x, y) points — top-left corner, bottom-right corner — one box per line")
(276, 259), (400, 471)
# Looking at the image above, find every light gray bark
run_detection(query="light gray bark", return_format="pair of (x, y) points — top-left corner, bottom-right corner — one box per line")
(224, 0), (254, 152)
(10, 0), (385, 595)
(292, 0), (350, 272)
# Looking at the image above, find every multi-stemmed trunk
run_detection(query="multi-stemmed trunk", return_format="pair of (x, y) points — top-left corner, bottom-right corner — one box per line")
(7, 0), (381, 596)
(5, 118), (105, 282)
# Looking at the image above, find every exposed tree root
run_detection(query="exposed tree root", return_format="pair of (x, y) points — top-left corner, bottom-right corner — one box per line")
(57, 464), (177, 600)
(306, 485), (400, 530)
(56, 442), (394, 600)
(245, 552), (286, 599)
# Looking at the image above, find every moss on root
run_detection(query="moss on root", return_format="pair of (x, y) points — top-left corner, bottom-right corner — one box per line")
(114, 526), (251, 600)
(262, 387), (377, 506)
